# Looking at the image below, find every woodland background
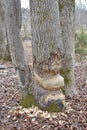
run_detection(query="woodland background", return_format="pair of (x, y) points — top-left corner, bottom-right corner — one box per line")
(0, 0), (87, 130)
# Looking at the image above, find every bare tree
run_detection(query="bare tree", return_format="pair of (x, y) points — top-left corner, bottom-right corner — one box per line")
(59, 0), (77, 96)
(0, 1), (7, 61)
(2, 0), (32, 97)
(21, 8), (31, 40)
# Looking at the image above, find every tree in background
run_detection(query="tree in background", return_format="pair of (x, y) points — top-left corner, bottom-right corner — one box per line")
(75, 0), (87, 29)
(2, 0), (32, 97)
(0, 1), (10, 61)
(59, 0), (77, 95)
(21, 8), (31, 40)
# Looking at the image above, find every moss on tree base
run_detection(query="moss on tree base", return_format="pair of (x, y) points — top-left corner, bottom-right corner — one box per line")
(60, 68), (71, 85)
(21, 94), (38, 108)
(43, 103), (63, 112)
(21, 94), (65, 112)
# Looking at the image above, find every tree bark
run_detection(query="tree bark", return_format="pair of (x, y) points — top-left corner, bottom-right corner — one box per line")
(0, 1), (7, 61)
(59, 0), (77, 96)
(30, 0), (65, 111)
(0, 1), (11, 62)
(2, 0), (32, 97)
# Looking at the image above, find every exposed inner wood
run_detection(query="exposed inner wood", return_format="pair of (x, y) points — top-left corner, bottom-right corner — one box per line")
(33, 53), (64, 91)
(44, 90), (65, 103)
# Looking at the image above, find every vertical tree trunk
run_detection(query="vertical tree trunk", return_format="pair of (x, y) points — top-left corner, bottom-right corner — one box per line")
(0, 1), (7, 61)
(30, 0), (65, 111)
(2, 0), (32, 97)
(59, 0), (77, 96)
(4, 27), (11, 61)
(30, 0), (63, 61)
(0, 0), (11, 62)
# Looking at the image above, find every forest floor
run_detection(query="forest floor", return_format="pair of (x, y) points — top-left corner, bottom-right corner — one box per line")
(0, 42), (87, 130)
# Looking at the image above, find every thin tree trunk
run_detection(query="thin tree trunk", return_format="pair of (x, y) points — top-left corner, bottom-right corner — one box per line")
(2, 0), (32, 97)
(30, 0), (65, 111)
(0, 1), (7, 61)
(59, 0), (77, 96)
(3, 27), (11, 61)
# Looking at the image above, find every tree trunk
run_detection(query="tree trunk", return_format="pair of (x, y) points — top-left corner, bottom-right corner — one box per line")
(2, 0), (32, 97)
(0, 1), (11, 62)
(30, 0), (65, 111)
(0, 1), (7, 61)
(4, 27), (11, 61)
(59, 0), (77, 96)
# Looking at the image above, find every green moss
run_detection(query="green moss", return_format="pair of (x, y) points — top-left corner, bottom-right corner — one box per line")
(45, 103), (63, 113)
(64, 68), (71, 74)
(59, 2), (64, 12)
(64, 75), (71, 85)
(4, 54), (11, 61)
(61, 68), (70, 74)
(0, 48), (3, 60)
(72, 0), (75, 7)
(0, 54), (2, 60)
(21, 95), (64, 113)
(5, 44), (11, 61)
(60, 68), (71, 85)
(0, 45), (11, 61)
(61, 88), (65, 95)
(21, 94), (38, 108)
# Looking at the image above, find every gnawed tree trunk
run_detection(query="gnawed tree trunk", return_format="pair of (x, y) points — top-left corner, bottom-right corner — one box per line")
(2, 0), (32, 97)
(30, 0), (65, 111)
(59, 0), (77, 96)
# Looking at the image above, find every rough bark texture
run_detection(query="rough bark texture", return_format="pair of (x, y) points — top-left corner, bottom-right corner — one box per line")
(30, 0), (65, 111)
(59, 0), (77, 96)
(2, 0), (32, 97)
(0, 1), (7, 60)
(4, 29), (11, 61)
(30, 0), (63, 62)
(0, 1), (11, 62)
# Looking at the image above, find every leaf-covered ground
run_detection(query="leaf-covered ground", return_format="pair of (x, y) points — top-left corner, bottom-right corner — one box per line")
(0, 61), (87, 130)
(0, 59), (87, 130)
